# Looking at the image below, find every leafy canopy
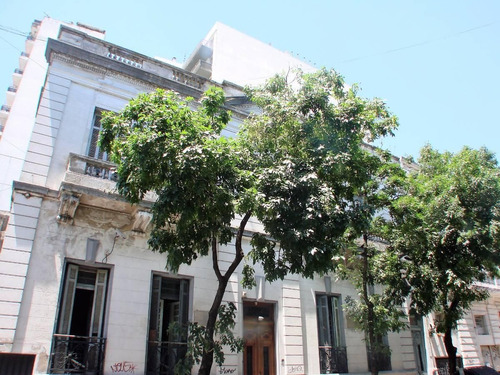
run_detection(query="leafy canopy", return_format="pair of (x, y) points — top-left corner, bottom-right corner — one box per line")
(240, 68), (398, 281)
(383, 145), (500, 330)
(100, 87), (253, 271)
(99, 69), (400, 374)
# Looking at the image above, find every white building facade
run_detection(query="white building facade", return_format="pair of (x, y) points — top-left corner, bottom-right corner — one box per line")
(0, 17), (489, 375)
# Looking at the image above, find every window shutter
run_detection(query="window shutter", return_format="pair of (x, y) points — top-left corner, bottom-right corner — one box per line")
(149, 275), (162, 342)
(87, 109), (108, 161)
(179, 279), (189, 326)
(90, 269), (108, 337)
(58, 264), (79, 334)
(317, 295), (331, 346)
(331, 296), (341, 347)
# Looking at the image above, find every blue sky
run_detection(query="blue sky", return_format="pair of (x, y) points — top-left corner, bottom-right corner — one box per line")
(1, 0), (498, 160)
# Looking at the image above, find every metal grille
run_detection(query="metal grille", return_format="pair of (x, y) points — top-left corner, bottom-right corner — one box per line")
(146, 341), (188, 375)
(319, 346), (348, 373)
(367, 345), (392, 372)
(49, 334), (106, 374)
(435, 357), (463, 375)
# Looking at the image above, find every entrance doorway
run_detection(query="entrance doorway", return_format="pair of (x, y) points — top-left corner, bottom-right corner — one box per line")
(410, 314), (427, 374)
(243, 301), (275, 375)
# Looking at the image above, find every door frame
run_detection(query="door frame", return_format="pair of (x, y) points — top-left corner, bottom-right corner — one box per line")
(243, 300), (276, 375)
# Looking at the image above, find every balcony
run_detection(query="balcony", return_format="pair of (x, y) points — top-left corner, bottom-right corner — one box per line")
(319, 346), (348, 374)
(367, 345), (391, 372)
(60, 154), (154, 222)
(25, 36), (34, 55)
(6, 87), (16, 107)
(434, 357), (463, 375)
(49, 334), (106, 374)
(13, 69), (23, 87)
(64, 153), (117, 190)
(146, 341), (188, 375)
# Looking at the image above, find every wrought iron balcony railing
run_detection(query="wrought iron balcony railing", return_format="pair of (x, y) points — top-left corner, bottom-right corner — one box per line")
(367, 345), (392, 372)
(49, 334), (106, 374)
(434, 357), (464, 375)
(146, 340), (188, 375)
(319, 345), (348, 374)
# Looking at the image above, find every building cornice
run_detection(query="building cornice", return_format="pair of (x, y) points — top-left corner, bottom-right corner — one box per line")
(46, 38), (203, 98)
(45, 38), (252, 119)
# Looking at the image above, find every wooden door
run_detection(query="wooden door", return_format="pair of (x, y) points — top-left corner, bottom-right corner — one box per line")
(243, 302), (275, 375)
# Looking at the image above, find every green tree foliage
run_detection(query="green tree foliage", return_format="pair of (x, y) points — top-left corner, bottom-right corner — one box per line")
(241, 69), (398, 281)
(382, 146), (500, 375)
(334, 151), (407, 375)
(100, 87), (251, 375)
(169, 303), (243, 375)
(99, 68), (399, 375)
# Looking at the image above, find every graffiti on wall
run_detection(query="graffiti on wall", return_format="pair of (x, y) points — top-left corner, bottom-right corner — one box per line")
(288, 365), (304, 373)
(110, 361), (137, 373)
(218, 367), (237, 374)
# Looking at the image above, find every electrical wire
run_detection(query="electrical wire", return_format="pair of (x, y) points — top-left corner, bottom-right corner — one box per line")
(335, 21), (498, 65)
(0, 25), (28, 37)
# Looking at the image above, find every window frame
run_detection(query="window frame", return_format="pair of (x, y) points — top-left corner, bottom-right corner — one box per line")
(475, 315), (489, 336)
(87, 108), (109, 161)
(316, 292), (348, 374)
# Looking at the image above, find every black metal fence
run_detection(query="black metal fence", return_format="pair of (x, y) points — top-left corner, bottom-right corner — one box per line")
(367, 345), (392, 372)
(146, 341), (188, 375)
(319, 346), (349, 374)
(49, 334), (106, 374)
(434, 357), (464, 375)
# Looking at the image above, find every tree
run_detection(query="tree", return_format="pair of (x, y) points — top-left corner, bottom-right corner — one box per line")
(100, 87), (250, 374)
(383, 146), (500, 375)
(241, 69), (398, 283)
(99, 68), (398, 375)
(334, 151), (407, 375)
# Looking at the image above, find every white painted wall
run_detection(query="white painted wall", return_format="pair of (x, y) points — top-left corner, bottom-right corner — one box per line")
(0, 18), (105, 211)
(203, 22), (316, 87)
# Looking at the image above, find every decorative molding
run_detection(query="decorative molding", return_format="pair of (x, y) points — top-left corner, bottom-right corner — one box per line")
(57, 193), (81, 224)
(132, 210), (153, 234)
(52, 54), (107, 76)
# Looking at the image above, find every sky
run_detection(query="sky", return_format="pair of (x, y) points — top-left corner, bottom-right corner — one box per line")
(0, 0), (498, 160)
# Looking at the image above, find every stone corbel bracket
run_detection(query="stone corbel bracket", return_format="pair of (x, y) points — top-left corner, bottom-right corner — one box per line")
(57, 192), (81, 225)
(132, 210), (153, 234)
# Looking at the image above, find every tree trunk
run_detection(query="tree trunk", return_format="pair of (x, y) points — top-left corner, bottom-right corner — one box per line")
(197, 277), (229, 374)
(443, 297), (460, 375)
(362, 234), (378, 375)
(197, 212), (251, 375)
(444, 327), (458, 375)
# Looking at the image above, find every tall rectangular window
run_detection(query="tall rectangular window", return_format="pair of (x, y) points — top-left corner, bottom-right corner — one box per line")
(475, 315), (489, 335)
(50, 264), (109, 374)
(87, 109), (108, 161)
(317, 294), (348, 373)
(147, 275), (190, 375)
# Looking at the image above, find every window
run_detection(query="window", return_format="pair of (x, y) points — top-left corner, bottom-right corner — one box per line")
(87, 109), (108, 161)
(475, 315), (489, 335)
(367, 335), (391, 372)
(147, 275), (190, 375)
(50, 264), (109, 374)
(316, 294), (348, 373)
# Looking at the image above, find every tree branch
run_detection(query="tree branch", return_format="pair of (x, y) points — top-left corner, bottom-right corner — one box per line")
(223, 211), (252, 280)
(212, 236), (223, 282)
